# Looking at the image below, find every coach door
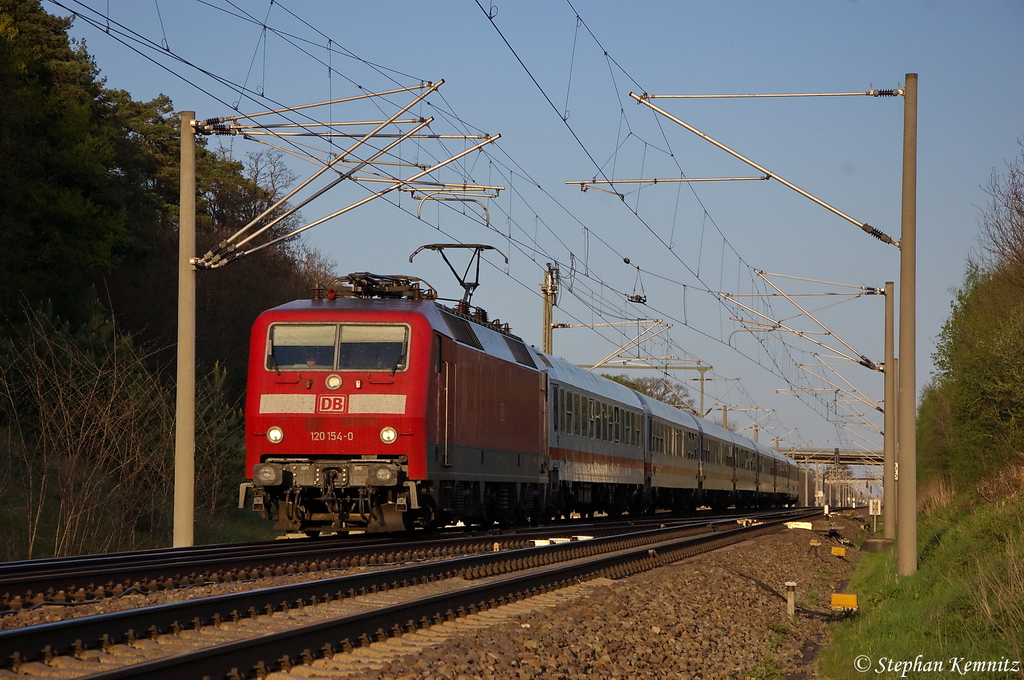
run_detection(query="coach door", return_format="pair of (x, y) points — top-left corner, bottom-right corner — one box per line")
(696, 432), (705, 498)
(444, 361), (457, 466)
(436, 333), (456, 466)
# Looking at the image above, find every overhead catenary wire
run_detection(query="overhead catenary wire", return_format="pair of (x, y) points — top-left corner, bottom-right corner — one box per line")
(60, 0), (874, 446)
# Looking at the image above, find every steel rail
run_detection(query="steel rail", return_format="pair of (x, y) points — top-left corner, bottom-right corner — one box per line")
(0, 510), (773, 604)
(81, 511), (815, 680)
(0, 510), (814, 671)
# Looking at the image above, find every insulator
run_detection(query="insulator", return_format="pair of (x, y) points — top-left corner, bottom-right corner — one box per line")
(860, 223), (896, 246)
(869, 227), (891, 243)
(873, 89), (899, 97)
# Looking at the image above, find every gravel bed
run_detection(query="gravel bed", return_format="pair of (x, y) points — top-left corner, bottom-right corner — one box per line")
(0, 514), (862, 678)
(296, 515), (862, 680)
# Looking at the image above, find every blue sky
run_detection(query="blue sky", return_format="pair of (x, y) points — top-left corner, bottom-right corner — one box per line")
(56, 0), (1024, 454)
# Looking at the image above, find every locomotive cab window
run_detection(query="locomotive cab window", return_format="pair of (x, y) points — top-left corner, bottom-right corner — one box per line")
(267, 324), (336, 370)
(266, 323), (409, 372)
(337, 324), (408, 372)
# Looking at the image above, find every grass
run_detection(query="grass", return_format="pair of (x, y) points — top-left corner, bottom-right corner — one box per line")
(747, 657), (786, 680)
(818, 484), (1024, 679)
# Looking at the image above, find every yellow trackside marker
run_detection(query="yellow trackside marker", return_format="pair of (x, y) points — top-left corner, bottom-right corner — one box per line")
(831, 546), (847, 557)
(831, 593), (858, 611)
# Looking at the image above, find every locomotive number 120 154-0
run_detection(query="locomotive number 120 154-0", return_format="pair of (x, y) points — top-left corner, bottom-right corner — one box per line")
(310, 431), (354, 442)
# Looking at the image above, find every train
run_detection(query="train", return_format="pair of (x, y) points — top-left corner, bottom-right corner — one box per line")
(242, 272), (802, 534)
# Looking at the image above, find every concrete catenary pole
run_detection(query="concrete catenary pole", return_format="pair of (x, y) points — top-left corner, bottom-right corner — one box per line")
(897, 75), (918, 575)
(883, 281), (896, 540)
(174, 112), (196, 547)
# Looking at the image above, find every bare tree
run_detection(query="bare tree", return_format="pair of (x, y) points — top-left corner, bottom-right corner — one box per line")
(0, 307), (174, 557)
(601, 373), (698, 414)
(979, 141), (1024, 287)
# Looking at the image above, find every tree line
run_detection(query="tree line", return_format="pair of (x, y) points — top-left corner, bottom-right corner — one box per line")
(917, 142), (1024, 495)
(0, 1), (335, 557)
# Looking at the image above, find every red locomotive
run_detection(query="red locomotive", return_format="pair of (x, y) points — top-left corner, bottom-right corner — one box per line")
(243, 270), (801, 535)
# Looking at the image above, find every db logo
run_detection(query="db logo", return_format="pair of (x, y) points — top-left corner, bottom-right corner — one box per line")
(318, 395), (346, 413)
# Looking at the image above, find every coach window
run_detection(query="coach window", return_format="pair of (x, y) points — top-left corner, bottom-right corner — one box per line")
(562, 389), (570, 433)
(552, 387), (559, 432)
(588, 399), (595, 438)
(573, 393), (581, 436)
(565, 391), (573, 435)
(267, 324), (336, 370)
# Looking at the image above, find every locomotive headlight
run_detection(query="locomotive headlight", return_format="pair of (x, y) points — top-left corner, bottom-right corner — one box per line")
(379, 426), (398, 444)
(266, 426), (285, 444)
(325, 374), (343, 390)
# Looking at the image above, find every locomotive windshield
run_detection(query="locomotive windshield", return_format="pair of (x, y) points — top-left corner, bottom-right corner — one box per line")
(267, 323), (409, 372)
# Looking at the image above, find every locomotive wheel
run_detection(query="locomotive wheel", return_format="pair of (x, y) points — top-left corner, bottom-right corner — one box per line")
(414, 495), (440, 533)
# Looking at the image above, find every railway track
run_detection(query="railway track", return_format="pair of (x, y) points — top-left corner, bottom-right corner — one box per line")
(0, 508), (818, 679)
(0, 509), (770, 611)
